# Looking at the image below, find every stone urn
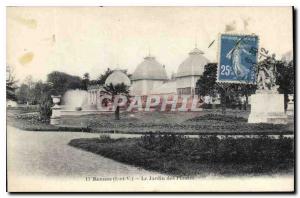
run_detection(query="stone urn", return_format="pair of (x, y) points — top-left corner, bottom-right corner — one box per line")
(51, 95), (61, 107)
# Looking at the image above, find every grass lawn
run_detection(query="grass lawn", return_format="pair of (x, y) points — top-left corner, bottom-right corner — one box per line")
(60, 111), (293, 135)
(7, 107), (293, 135)
(69, 134), (294, 176)
(7, 108), (90, 132)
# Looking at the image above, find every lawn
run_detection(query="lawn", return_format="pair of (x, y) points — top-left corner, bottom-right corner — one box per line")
(60, 111), (293, 135)
(69, 134), (294, 176)
(7, 108), (90, 132)
(7, 107), (293, 135)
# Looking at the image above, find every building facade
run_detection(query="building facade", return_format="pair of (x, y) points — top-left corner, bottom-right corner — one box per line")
(87, 47), (211, 110)
(130, 55), (168, 96)
(176, 48), (209, 95)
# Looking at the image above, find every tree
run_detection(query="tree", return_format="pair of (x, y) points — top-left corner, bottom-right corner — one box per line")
(16, 84), (30, 104)
(228, 83), (257, 110)
(275, 60), (294, 110)
(47, 71), (84, 95)
(196, 63), (219, 97)
(92, 68), (113, 85)
(24, 75), (34, 89)
(6, 65), (17, 101)
(82, 73), (90, 90)
(24, 75), (37, 104)
(36, 82), (53, 120)
(101, 83), (130, 120)
(30, 81), (49, 105)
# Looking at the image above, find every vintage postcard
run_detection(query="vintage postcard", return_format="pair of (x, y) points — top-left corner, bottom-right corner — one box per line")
(6, 6), (294, 192)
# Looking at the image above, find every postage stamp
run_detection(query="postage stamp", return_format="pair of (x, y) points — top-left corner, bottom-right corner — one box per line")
(6, 6), (294, 192)
(217, 34), (259, 84)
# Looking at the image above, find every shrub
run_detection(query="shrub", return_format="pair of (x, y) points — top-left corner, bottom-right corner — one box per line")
(98, 134), (115, 143)
(69, 135), (294, 176)
(38, 95), (52, 121)
(139, 133), (186, 152)
(187, 114), (247, 123)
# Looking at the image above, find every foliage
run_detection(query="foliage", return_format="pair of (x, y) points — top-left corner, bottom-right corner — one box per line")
(16, 81), (53, 119)
(47, 71), (84, 95)
(196, 63), (219, 97)
(98, 134), (115, 143)
(15, 71), (87, 120)
(196, 63), (257, 109)
(102, 83), (130, 96)
(187, 114), (247, 123)
(6, 65), (18, 101)
(69, 135), (294, 176)
(53, 111), (292, 134)
(276, 60), (294, 94)
(82, 73), (90, 90)
(15, 84), (30, 104)
(140, 133), (186, 152)
(7, 109), (91, 132)
(39, 93), (53, 121)
(89, 68), (113, 85)
(101, 83), (131, 120)
(275, 60), (294, 110)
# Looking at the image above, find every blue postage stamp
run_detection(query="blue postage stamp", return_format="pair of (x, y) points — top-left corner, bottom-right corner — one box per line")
(217, 34), (259, 84)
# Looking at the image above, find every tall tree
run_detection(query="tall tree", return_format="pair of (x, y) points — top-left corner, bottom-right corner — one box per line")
(196, 63), (219, 97)
(6, 65), (17, 101)
(101, 83), (130, 120)
(16, 84), (30, 104)
(82, 73), (90, 90)
(97, 68), (113, 85)
(275, 60), (294, 110)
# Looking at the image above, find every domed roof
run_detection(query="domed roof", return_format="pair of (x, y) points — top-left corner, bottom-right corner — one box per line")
(176, 48), (209, 78)
(131, 56), (168, 81)
(105, 69), (131, 86)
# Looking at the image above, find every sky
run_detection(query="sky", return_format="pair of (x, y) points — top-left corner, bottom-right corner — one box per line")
(7, 7), (293, 83)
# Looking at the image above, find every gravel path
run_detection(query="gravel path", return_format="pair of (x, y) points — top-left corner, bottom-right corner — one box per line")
(7, 126), (162, 178)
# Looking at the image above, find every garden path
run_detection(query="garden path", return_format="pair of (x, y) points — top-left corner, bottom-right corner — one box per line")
(7, 126), (162, 178)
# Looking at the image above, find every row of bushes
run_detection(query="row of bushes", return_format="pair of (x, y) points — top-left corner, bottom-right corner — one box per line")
(69, 134), (294, 176)
(186, 114), (248, 123)
(90, 123), (291, 134)
(140, 134), (294, 164)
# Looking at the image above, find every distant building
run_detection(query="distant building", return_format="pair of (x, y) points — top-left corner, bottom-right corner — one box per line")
(105, 69), (131, 87)
(176, 47), (209, 95)
(87, 84), (102, 108)
(87, 46), (211, 110)
(130, 55), (168, 96)
(87, 69), (131, 109)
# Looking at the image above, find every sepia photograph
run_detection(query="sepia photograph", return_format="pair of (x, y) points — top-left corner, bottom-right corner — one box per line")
(6, 6), (294, 192)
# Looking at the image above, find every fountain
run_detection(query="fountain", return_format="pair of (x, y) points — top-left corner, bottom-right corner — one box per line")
(62, 89), (88, 110)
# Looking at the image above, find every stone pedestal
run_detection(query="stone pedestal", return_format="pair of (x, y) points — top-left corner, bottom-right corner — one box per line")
(50, 105), (62, 125)
(286, 94), (294, 117)
(50, 95), (62, 125)
(248, 93), (287, 124)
